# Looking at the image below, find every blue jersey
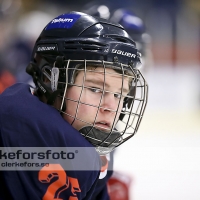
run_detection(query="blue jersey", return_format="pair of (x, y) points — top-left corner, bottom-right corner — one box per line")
(0, 83), (101, 200)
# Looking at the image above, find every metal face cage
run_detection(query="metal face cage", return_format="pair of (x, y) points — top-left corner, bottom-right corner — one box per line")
(49, 59), (148, 155)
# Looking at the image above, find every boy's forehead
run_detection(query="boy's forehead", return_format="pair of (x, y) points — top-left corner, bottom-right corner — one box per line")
(82, 67), (130, 91)
(85, 67), (125, 79)
(86, 66), (115, 72)
(74, 65), (131, 91)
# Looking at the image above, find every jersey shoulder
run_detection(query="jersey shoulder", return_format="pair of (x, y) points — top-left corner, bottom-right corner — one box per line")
(0, 83), (90, 147)
(0, 83), (101, 199)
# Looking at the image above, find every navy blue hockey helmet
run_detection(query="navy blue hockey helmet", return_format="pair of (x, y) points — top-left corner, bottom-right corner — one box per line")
(26, 11), (148, 155)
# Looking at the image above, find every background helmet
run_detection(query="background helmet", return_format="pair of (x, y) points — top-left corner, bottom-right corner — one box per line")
(82, 5), (152, 69)
(26, 11), (148, 155)
(110, 9), (151, 61)
(82, 1), (112, 20)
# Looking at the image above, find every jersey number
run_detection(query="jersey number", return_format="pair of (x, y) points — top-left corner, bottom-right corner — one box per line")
(39, 164), (81, 200)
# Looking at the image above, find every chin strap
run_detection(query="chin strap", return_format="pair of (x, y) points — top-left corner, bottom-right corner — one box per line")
(79, 126), (122, 155)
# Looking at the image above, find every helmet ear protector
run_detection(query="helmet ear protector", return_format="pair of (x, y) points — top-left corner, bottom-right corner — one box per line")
(26, 56), (66, 105)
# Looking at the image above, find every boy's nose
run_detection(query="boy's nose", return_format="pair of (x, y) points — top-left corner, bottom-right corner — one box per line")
(99, 92), (120, 114)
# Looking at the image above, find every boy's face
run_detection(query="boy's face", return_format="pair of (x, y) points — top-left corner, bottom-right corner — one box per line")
(63, 67), (130, 132)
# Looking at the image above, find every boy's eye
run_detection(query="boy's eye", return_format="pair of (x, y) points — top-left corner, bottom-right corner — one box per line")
(89, 87), (103, 93)
(114, 93), (122, 99)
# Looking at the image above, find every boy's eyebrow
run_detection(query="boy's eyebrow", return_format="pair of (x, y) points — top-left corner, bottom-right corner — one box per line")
(85, 79), (129, 94)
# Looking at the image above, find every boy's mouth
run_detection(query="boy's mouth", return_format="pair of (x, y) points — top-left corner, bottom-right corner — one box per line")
(79, 126), (122, 148)
(95, 121), (111, 132)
